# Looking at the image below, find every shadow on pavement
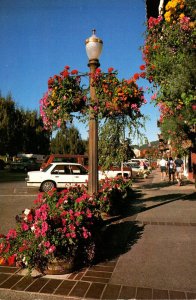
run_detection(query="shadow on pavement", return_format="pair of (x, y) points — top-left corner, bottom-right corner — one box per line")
(120, 189), (195, 218)
(94, 220), (144, 263)
(142, 181), (194, 189)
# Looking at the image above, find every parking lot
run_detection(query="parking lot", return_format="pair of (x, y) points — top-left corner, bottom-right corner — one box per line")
(0, 171), (39, 234)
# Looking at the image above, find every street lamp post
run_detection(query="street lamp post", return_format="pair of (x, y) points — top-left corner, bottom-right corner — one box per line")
(85, 30), (103, 194)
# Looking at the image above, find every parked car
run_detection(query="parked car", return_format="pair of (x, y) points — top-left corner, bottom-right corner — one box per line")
(124, 162), (150, 178)
(26, 162), (132, 192)
(40, 154), (88, 171)
(26, 162), (104, 192)
(129, 158), (151, 171)
(10, 157), (41, 172)
(103, 165), (132, 179)
(40, 154), (132, 179)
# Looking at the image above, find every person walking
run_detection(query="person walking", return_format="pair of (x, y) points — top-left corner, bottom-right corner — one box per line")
(174, 154), (184, 186)
(167, 157), (175, 183)
(159, 157), (167, 181)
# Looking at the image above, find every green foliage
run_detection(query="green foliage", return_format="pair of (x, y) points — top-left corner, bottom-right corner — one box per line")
(142, 0), (196, 152)
(98, 118), (135, 170)
(50, 125), (87, 154)
(0, 94), (50, 156)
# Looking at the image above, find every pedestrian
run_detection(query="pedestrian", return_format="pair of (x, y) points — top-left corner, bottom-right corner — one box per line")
(174, 154), (184, 186)
(167, 157), (175, 183)
(159, 157), (167, 181)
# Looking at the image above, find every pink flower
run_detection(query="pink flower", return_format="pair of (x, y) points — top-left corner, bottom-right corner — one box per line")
(41, 222), (48, 236)
(48, 245), (56, 253)
(69, 224), (75, 231)
(57, 119), (61, 128)
(86, 209), (92, 218)
(71, 232), (76, 238)
(21, 223), (29, 231)
(34, 226), (41, 238)
(148, 16), (162, 29)
(6, 229), (17, 239)
(44, 241), (50, 248)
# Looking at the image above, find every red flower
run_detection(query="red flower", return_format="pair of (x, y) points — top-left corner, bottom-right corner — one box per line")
(65, 66), (70, 70)
(139, 65), (145, 70)
(96, 68), (101, 73)
(8, 255), (16, 266)
(108, 67), (114, 73)
(133, 73), (140, 80)
(62, 70), (69, 78)
(48, 77), (54, 87)
(71, 69), (78, 75)
(27, 214), (33, 222)
(139, 72), (146, 78)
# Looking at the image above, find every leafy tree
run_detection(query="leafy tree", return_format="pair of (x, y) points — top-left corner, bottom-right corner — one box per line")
(50, 125), (87, 154)
(20, 110), (50, 154)
(98, 118), (135, 170)
(0, 94), (50, 156)
(0, 95), (23, 156)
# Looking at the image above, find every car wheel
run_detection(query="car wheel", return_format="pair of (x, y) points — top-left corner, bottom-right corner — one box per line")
(41, 181), (56, 192)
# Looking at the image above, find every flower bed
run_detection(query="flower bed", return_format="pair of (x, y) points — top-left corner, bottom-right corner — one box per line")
(0, 177), (132, 274)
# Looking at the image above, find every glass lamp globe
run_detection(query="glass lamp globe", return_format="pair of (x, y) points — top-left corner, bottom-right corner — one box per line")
(85, 29), (103, 60)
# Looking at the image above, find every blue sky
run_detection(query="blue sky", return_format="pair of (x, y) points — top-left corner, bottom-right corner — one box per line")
(0, 0), (160, 143)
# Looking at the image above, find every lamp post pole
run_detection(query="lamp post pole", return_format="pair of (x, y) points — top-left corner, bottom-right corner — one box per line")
(85, 30), (103, 195)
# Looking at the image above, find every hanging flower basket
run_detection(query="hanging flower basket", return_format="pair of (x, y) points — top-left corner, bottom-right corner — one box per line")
(40, 66), (146, 130)
(40, 66), (87, 130)
(90, 68), (146, 120)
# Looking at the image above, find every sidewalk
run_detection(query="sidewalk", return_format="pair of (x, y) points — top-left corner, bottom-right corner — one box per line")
(0, 170), (195, 299)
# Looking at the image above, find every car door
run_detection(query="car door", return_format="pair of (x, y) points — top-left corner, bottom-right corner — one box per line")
(50, 164), (88, 188)
(69, 164), (88, 185)
(50, 164), (74, 188)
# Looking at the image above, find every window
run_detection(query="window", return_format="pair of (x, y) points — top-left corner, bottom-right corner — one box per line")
(51, 165), (71, 174)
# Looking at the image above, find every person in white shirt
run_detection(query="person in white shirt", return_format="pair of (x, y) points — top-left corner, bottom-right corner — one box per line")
(159, 157), (167, 181)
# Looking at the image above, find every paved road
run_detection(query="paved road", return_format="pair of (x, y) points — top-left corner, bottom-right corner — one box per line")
(0, 181), (39, 234)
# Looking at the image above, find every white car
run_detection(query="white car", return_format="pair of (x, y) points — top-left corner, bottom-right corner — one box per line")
(26, 163), (105, 192)
(124, 162), (150, 178)
(26, 162), (132, 192)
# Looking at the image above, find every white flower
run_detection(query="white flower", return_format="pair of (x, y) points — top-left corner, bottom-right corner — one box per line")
(31, 225), (35, 232)
(22, 256), (28, 265)
(24, 209), (30, 215)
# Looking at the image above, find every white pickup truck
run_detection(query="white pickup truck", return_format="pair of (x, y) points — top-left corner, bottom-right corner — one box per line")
(26, 162), (132, 192)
